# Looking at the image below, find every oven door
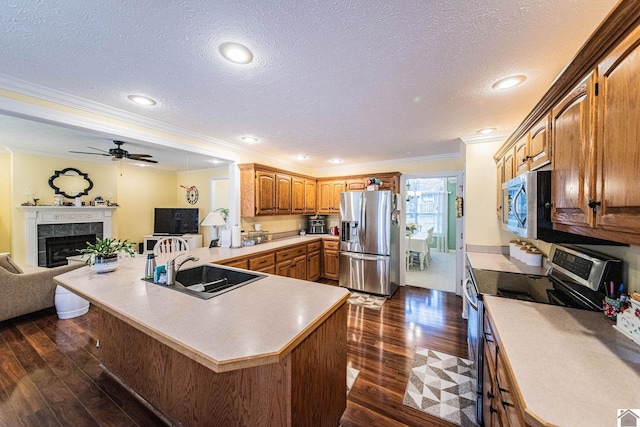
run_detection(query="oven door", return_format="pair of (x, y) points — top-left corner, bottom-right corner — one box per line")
(463, 271), (484, 425)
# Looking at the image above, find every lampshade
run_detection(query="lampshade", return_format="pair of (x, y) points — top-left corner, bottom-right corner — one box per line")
(201, 211), (227, 227)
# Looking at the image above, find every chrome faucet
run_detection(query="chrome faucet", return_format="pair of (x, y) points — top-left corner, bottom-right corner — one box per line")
(166, 254), (199, 286)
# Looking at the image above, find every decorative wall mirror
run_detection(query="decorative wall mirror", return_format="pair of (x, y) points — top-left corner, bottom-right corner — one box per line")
(48, 167), (94, 199)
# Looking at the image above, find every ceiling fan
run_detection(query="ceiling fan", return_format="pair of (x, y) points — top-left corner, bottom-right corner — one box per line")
(70, 140), (158, 163)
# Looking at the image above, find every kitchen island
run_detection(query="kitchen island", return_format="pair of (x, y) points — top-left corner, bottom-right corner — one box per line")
(55, 244), (350, 426)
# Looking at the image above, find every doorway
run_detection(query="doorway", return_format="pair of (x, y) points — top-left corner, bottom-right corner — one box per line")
(403, 174), (461, 293)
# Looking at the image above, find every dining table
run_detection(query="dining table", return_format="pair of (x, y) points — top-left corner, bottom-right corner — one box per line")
(406, 228), (433, 270)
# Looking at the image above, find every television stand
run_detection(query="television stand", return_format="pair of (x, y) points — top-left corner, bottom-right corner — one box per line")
(143, 234), (203, 254)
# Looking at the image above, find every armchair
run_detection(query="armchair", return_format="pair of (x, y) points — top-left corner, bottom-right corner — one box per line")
(0, 253), (83, 322)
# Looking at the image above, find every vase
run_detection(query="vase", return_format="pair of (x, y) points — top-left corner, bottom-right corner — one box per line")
(92, 255), (119, 273)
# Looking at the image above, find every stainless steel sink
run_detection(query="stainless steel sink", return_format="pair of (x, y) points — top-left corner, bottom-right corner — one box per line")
(147, 264), (266, 300)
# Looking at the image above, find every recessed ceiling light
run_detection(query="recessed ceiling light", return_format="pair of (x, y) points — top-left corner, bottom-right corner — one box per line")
(209, 159), (222, 164)
(294, 155), (307, 160)
(127, 95), (157, 106)
(241, 136), (259, 144)
(219, 42), (254, 64)
(492, 75), (526, 90)
(477, 127), (497, 134)
(328, 158), (343, 164)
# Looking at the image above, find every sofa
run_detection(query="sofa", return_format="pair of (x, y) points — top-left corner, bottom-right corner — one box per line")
(0, 253), (84, 322)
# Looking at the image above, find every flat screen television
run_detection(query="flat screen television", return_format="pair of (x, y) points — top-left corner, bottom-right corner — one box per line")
(153, 208), (199, 235)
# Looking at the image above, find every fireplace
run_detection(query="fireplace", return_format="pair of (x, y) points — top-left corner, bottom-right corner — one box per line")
(37, 221), (104, 267)
(21, 206), (115, 267)
(45, 234), (96, 267)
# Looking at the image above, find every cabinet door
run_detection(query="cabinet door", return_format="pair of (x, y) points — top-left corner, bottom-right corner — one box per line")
(597, 25), (640, 232)
(317, 181), (333, 213)
(482, 347), (500, 427)
(256, 171), (276, 215)
(291, 176), (306, 214)
(323, 249), (340, 280)
(346, 179), (366, 191)
(514, 135), (529, 176)
(304, 179), (317, 213)
(276, 259), (293, 277)
(275, 173), (292, 214)
(551, 73), (595, 228)
(528, 114), (551, 170)
(307, 250), (321, 281)
(293, 254), (307, 280)
(331, 182), (345, 212)
(503, 152), (515, 182)
(254, 264), (275, 275)
(220, 258), (249, 269)
(496, 158), (505, 219)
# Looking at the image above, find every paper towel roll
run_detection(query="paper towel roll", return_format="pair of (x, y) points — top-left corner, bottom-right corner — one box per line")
(231, 225), (241, 248)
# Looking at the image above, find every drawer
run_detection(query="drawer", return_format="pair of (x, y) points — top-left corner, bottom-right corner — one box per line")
(307, 241), (322, 253)
(483, 313), (498, 364)
(276, 244), (307, 262)
(249, 252), (275, 270)
(219, 258), (249, 269)
(323, 240), (339, 250)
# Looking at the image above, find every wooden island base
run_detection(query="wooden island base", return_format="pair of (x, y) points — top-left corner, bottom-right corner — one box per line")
(98, 305), (347, 426)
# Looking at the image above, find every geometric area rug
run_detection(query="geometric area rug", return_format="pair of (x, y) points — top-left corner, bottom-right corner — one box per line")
(347, 292), (386, 310)
(403, 348), (478, 427)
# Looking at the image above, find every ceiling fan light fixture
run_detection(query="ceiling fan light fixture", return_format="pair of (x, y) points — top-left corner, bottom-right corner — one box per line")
(219, 42), (254, 64)
(477, 127), (497, 134)
(492, 75), (526, 90)
(127, 95), (157, 106)
(241, 136), (259, 144)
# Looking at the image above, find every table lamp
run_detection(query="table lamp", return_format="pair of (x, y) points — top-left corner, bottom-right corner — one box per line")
(201, 211), (227, 247)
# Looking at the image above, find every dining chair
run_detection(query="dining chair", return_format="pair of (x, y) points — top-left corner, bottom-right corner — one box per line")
(153, 237), (190, 256)
(425, 227), (434, 267)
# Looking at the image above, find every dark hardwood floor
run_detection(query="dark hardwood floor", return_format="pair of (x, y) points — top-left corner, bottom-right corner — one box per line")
(0, 284), (468, 426)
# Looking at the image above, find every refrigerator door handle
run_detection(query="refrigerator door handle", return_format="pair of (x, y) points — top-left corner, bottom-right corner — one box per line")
(340, 252), (388, 262)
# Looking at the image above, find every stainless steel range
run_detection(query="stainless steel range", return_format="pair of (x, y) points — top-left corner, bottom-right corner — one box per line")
(463, 244), (623, 425)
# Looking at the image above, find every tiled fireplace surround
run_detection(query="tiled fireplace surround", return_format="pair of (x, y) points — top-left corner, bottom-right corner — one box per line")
(22, 206), (116, 266)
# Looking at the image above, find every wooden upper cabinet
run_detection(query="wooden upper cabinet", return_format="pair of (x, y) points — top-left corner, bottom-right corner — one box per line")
(317, 180), (345, 213)
(503, 151), (515, 183)
(304, 179), (316, 213)
(496, 157), (504, 219)
(514, 135), (530, 176)
(596, 24), (640, 234)
(551, 73), (595, 228)
(528, 114), (551, 170)
(275, 173), (292, 214)
(256, 171), (277, 216)
(291, 176), (305, 214)
(240, 164), (313, 217)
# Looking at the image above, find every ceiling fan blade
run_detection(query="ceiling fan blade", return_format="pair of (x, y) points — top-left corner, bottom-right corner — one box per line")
(127, 153), (153, 158)
(87, 146), (111, 154)
(69, 150), (111, 156)
(132, 157), (158, 164)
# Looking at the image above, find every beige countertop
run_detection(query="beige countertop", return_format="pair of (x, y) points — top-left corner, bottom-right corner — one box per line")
(484, 296), (640, 427)
(55, 236), (350, 374)
(466, 251), (548, 275)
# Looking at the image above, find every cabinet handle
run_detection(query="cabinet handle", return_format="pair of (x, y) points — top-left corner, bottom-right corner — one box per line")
(487, 391), (495, 399)
(588, 199), (601, 215)
(489, 407), (498, 414)
(502, 400), (514, 407)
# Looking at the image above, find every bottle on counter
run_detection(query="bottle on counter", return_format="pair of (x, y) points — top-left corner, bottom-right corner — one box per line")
(145, 253), (156, 280)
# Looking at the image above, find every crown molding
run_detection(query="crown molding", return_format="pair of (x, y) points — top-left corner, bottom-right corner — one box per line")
(460, 132), (510, 145)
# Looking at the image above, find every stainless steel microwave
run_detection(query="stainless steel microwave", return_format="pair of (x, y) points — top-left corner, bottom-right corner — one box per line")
(501, 171), (542, 238)
(501, 171), (619, 244)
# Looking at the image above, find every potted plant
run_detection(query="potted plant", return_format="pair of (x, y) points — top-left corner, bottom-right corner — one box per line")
(406, 223), (418, 236)
(78, 237), (135, 273)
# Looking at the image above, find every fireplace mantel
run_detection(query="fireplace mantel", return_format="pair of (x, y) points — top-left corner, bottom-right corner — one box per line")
(20, 206), (118, 266)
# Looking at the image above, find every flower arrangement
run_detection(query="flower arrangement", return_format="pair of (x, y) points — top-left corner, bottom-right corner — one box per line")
(78, 237), (135, 265)
(406, 223), (418, 235)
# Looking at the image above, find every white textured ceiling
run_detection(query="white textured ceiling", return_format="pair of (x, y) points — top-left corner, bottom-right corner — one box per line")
(0, 0), (619, 171)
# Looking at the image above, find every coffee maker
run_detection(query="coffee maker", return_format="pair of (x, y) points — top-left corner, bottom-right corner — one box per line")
(307, 216), (326, 234)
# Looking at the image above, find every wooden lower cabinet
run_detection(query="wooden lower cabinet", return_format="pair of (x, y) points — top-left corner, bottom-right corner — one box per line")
(322, 240), (340, 280)
(483, 311), (526, 427)
(276, 244), (307, 280)
(98, 304), (347, 426)
(219, 239), (336, 282)
(306, 241), (322, 282)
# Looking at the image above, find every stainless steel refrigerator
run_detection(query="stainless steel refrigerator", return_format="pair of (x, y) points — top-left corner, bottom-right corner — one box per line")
(339, 190), (400, 296)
